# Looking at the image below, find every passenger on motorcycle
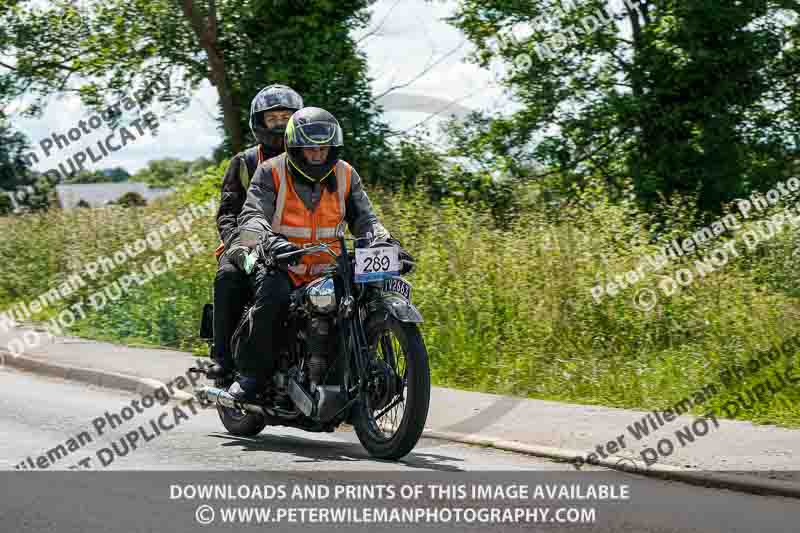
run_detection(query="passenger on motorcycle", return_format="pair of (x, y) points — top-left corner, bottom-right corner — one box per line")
(207, 85), (304, 385)
(227, 106), (413, 402)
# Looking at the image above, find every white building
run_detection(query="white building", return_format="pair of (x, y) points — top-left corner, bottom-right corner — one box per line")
(55, 182), (173, 209)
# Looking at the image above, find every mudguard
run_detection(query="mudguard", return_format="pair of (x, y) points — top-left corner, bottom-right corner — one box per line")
(367, 294), (424, 324)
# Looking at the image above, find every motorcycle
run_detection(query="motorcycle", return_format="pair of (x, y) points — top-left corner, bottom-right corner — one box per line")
(191, 224), (430, 460)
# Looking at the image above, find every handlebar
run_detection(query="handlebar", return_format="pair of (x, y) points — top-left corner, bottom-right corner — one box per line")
(274, 241), (339, 264)
(271, 239), (413, 278)
(274, 248), (306, 263)
(272, 238), (408, 263)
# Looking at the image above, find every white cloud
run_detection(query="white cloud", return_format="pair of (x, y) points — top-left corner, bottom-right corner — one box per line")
(9, 0), (500, 172)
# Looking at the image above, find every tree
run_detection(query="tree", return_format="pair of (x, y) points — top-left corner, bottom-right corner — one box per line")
(0, 0), (395, 181)
(0, 113), (37, 214)
(132, 157), (213, 187)
(0, 115), (29, 185)
(115, 191), (147, 207)
(64, 167), (130, 184)
(104, 166), (131, 182)
(448, 0), (800, 213)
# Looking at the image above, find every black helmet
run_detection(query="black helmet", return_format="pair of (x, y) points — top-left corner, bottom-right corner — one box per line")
(285, 107), (344, 182)
(249, 84), (304, 147)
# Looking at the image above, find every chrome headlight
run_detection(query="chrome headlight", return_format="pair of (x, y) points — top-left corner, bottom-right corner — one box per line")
(305, 277), (336, 314)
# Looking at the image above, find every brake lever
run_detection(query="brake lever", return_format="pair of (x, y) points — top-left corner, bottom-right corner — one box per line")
(275, 248), (307, 264)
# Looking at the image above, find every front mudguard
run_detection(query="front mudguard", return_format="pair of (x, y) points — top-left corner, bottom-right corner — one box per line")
(366, 295), (423, 324)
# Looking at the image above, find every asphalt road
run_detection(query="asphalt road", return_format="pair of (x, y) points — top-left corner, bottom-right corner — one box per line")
(0, 367), (573, 472)
(1, 367), (799, 533)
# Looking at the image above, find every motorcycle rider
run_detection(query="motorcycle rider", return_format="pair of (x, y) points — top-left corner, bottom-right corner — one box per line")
(207, 85), (304, 384)
(227, 106), (413, 402)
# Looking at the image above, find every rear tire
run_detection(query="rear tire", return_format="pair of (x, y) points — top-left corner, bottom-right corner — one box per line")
(218, 305), (268, 436)
(354, 316), (430, 460)
(217, 406), (268, 436)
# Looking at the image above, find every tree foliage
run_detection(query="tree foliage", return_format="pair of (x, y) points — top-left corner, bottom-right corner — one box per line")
(449, 0), (800, 212)
(114, 191), (147, 207)
(65, 167), (131, 184)
(0, 0), (394, 182)
(132, 156), (213, 187)
(0, 113), (36, 213)
(0, 113), (31, 190)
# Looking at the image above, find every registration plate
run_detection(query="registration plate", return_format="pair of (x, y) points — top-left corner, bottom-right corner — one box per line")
(354, 246), (400, 282)
(383, 277), (412, 301)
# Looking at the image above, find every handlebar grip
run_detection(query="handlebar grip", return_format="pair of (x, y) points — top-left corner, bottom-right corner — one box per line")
(275, 249), (306, 263)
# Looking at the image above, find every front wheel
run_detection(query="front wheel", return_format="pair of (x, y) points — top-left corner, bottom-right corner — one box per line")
(354, 316), (430, 460)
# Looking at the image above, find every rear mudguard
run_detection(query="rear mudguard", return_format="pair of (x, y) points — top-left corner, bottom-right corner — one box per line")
(366, 295), (423, 324)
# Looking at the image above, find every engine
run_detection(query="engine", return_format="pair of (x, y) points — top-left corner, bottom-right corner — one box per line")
(301, 277), (337, 386)
(305, 316), (333, 384)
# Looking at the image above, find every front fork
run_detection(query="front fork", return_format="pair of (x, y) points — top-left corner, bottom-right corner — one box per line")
(338, 305), (372, 397)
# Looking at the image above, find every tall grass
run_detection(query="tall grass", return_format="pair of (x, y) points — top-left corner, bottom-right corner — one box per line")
(1, 168), (798, 425)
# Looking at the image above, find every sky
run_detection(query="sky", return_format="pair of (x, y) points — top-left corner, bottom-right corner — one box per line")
(6, 0), (510, 176)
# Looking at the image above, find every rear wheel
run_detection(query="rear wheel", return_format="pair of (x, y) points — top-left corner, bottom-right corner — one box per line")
(219, 306), (269, 436)
(217, 406), (268, 436)
(354, 316), (430, 460)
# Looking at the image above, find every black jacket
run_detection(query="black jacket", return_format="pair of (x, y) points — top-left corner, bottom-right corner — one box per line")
(215, 144), (283, 248)
(236, 153), (390, 252)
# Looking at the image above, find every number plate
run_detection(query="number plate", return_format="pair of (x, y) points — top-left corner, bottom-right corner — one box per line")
(354, 246), (400, 282)
(383, 277), (412, 301)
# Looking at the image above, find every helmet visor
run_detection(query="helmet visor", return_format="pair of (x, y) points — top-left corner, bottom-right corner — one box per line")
(286, 120), (344, 148)
(252, 87), (304, 114)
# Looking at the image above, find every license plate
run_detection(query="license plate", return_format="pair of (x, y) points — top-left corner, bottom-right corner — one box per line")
(383, 277), (412, 301)
(354, 246), (400, 282)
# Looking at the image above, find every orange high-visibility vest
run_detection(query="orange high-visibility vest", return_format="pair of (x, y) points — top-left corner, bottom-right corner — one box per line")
(270, 153), (352, 286)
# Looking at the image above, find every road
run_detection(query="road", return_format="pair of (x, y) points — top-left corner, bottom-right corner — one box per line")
(0, 367), (569, 471)
(1, 367), (798, 533)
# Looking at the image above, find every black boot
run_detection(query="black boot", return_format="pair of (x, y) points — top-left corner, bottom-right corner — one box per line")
(207, 362), (234, 387)
(228, 376), (264, 404)
(212, 255), (252, 388)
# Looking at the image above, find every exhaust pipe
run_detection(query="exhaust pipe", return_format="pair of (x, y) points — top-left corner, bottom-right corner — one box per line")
(194, 386), (266, 415)
(288, 377), (315, 417)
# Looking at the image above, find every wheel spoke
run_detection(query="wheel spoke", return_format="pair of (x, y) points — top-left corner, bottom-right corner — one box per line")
(366, 327), (409, 440)
(374, 395), (404, 422)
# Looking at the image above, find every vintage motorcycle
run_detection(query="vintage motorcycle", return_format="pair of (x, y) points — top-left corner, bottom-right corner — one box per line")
(191, 225), (430, 460)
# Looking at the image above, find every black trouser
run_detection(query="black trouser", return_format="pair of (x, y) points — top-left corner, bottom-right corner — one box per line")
(231, 268), (294, 380)
(212, 254), (252, 369)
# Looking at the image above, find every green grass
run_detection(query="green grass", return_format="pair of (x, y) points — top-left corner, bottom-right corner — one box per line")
(2, 166), (799, 426)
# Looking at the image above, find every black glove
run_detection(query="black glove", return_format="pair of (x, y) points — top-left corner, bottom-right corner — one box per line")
(399, 249), (415, 275)
(268, 239), (303, 267)
(386, 237), (415, 275)
(227, 246), (258, 274)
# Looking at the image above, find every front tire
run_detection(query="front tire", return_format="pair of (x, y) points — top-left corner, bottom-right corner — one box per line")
(354, 316), (430, 460)
(217, 406), (268, 436)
